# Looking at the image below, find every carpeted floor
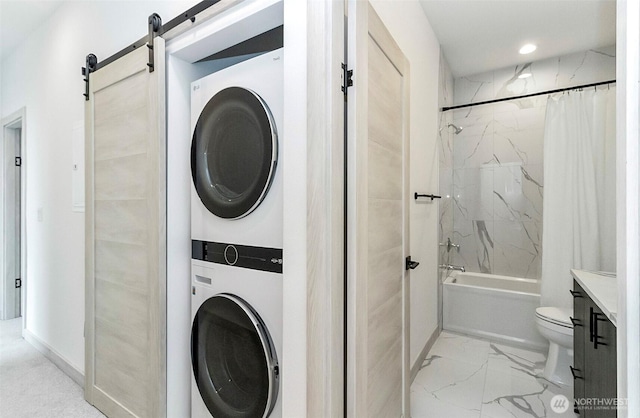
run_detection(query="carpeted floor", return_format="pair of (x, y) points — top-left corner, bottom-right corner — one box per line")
(0, 318), (104, 417)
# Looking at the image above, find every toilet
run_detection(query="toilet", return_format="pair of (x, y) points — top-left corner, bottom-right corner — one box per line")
(535, 307), (573, 385)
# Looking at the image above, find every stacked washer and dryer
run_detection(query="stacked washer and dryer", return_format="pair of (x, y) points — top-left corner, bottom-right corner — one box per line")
(190, 48), (284, 418)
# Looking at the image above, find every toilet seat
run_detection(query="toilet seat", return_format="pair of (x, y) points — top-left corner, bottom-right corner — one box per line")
(535, 307), (572, 329)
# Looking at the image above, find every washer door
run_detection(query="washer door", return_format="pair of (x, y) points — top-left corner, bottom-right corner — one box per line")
(191, 87), (278, 219)
(191, 294), (279, 418)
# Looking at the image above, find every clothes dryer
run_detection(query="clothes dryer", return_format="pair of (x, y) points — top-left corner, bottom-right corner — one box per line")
(190, 260), (282, 418)
(191, 49), (283, 249)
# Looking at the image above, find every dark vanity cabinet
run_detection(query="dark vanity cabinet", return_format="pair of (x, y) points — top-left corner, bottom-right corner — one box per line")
(572, 282), (586, 412)
(571, 281), (617, 417)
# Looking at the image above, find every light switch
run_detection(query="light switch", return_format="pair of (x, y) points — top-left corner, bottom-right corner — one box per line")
(37, 208), (43, 222)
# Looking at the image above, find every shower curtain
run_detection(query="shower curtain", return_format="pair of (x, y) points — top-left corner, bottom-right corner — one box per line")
(540, 87), (616, 308)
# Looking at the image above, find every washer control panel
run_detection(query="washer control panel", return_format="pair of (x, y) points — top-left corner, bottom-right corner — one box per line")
(192, 240), (283, 273)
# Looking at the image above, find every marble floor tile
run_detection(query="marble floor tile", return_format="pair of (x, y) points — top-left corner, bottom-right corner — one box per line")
(487, 342), (547, 376)
(412, 355), (486, 418)
(411, 333), (577, 418)
(427, 331), (491, 366)
(481, 366), (575, 418)
(412, 396), (482, 418)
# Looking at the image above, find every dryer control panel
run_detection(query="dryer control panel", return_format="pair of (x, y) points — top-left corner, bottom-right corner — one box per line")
(192, 240), (283, 274)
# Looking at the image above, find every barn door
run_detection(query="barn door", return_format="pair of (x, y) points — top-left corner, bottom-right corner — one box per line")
(347, 2), (411, 417)
(84, 37), (166, 418)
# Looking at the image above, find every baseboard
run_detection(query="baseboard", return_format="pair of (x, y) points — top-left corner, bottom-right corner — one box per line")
(442, 325), (548, 353)
(23, 328), (84, 387)
(410, 326), (440, 383)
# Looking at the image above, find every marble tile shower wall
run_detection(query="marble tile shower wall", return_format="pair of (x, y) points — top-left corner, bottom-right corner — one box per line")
(438, 53), (454, 284)
(448, 46), (616, 279)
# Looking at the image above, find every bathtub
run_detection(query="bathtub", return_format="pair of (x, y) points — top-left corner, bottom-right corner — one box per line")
(443, 271), (548, 351)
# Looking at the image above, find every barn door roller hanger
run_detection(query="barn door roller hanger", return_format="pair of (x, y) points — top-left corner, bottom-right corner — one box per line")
(80, 1), (231, 99)
(81, 12), (162, 100)
(81, 54), (97, 101)
(146, 13), (162, 72)
(80, 0), (227, 100)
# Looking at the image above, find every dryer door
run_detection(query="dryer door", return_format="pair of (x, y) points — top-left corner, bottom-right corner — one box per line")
(191, 294), (279, 418)
(191, 87), (278, 219)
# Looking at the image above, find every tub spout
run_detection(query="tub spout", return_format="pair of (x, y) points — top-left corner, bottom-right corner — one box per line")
(439, 264), (465, 272)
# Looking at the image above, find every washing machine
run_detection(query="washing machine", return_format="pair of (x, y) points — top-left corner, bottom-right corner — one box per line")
(190, 47), (284, 418)
(191, 260), (283, 418)
(190, 48), (283, 250)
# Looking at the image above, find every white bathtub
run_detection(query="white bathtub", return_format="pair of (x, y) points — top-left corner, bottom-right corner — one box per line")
(443, 271), (548, 351)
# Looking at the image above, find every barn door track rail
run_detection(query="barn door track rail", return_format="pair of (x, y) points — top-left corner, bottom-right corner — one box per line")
(81, 0), (224, 99)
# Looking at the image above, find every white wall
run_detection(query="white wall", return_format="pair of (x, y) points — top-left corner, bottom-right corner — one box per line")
(370, 0), (442, 370)
(281, 0), (308, 415)
(0, 0), (197, 375)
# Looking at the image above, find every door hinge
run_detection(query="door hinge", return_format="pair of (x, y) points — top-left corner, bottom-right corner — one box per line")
(15, 157), (21, 167)
(15, 278), (21, 288)
(341, 63), (353, 94)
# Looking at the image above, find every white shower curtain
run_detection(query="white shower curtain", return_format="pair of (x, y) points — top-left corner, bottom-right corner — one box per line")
(540, 87), (616, 308)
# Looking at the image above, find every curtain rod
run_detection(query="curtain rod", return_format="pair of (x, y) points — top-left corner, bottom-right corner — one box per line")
(441, 79), (616, 112)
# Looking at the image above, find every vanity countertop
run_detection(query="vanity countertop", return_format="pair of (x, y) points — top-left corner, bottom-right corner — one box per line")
(571, 269), (617, 326)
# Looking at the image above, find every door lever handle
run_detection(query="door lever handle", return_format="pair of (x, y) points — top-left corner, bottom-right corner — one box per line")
(405, 256), (419, 270)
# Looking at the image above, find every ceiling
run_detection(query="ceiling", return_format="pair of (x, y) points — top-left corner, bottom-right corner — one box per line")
(419, 0), (616, 77)
(0, 1), (616, 75)
(0, 1), (63, 61)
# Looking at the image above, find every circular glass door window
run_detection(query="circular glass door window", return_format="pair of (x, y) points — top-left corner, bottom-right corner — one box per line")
(191, 294), (279, 418)
(191, 87), (278, 219)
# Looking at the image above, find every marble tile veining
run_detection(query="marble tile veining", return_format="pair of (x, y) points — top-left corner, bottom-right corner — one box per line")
(453, 220), (494, 275)
(412, 332), (577, 418)
(555, 46), (616, 88)
(454, 73), (494, 106)
(442, 47), (614, 279)
(493, 106), (547, 134)
(428, 332), (491, 366)
(493, 164), (543, 223)
(493, 128), (544, 166)
(453, 131), (494, 169)
(453, 168), (494, 221)
(439, 54), (455, 326)
(453, 46), (616, 108)
(493, 220), (542, 279)
(487, 343), (546, 374)
(448, 81), (546, 279)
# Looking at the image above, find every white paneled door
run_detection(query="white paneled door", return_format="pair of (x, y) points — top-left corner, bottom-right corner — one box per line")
(84, 38), (166, 418)
(347, 2), (411, 417)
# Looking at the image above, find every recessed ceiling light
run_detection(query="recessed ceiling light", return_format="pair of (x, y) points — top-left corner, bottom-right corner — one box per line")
(518, 73), (532, 79)
(519, 44), (537, 55)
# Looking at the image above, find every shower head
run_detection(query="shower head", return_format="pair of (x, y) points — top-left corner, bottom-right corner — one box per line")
(448, 123), (464, 135)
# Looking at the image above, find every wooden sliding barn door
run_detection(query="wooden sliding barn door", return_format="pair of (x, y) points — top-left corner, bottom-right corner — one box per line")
(85, 37), (166, 418)
(347, 2), (411, 418)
